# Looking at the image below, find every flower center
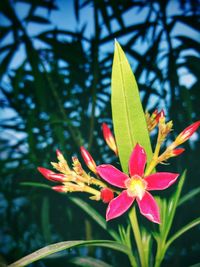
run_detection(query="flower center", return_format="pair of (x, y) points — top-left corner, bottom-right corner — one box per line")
(125, 175), (147, 200)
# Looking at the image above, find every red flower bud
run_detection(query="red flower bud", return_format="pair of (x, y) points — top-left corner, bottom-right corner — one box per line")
(48, 173), (66, 182)
(80, 146), (97, 173)
(38, 167), (57, 182)
(102, 123), (118, 155)
(52, 185), (66, 192)
(156, 109), (165, 122)
(56, 149), (62, 157)
(171, 148), (185, 157)
(100, 188), (114, 203)
(152, 109), (158, 119)
(175, 121), (200, 145)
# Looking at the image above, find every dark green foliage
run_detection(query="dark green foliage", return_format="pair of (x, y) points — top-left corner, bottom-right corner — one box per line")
(0, 0), (199, 266)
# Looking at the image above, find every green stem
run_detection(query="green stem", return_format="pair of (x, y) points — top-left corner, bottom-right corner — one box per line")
(129, 207), (147, 267)
(145, 140), (161, 176)
(127, 252), (138, 267)
(154, 242), (166, 267)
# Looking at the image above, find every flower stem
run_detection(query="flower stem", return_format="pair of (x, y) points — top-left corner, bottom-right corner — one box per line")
(127, 252), (138, 267)
(154, 242), (166, 267)
(129, 207), (147, 267)
(145, 140), (161, 176)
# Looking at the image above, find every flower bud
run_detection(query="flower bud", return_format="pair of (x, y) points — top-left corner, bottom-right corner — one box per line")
(156, 109), (165, 123)
(171, 148), (185, 157)
(152, 109), (158, 119)
(52, 185), (67, 192)
(48, 173), (67, 182)
(80, 146), (97, 174)
(56, 149), (62, 157)
(38, 167), (57, 182)
(175, 121), (200, 145)
(102, 123), (118, 155)
(100, 188), (114, 203)
(56, 149), (67, 163)
(72, 156), (84, 175)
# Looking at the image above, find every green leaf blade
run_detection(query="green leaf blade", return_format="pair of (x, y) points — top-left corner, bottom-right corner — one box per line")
(166, 217), (200, 249)
(69, 196), (120, 241)
(111, 41), (152, 173)
(8, 240), (130, 267)
(70, 256), (112, 267)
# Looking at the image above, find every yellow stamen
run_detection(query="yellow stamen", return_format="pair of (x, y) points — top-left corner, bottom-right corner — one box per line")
(125, 175), (147, 200)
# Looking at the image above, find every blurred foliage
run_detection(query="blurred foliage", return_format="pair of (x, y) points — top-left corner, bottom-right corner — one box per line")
(0, 0), (199, 266)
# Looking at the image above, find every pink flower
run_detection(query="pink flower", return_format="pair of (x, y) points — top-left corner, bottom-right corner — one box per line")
(96, 144), (179, 224)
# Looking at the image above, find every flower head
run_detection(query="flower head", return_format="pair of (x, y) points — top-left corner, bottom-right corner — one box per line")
(97, 144), (179, 224)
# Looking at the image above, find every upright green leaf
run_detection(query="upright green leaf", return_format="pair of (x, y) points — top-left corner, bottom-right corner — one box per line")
(165, 217), (200, 250)
(111, 40), (152, 172)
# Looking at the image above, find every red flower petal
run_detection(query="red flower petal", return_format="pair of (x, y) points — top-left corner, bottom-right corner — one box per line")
(106, 190), (135, 221)
(145, 172), (179, 191)
(97, 165), (128, 188)
(129, 144), (146, 177)
(137, 191), (160, 224)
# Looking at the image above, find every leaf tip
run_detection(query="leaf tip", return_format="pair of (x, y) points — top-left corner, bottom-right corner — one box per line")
(114, 39), (121, 51)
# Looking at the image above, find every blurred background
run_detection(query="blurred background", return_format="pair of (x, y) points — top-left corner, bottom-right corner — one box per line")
(0, 0), (199, 266)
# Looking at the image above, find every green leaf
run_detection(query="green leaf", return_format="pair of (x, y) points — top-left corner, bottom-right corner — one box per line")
(8, 240), (130, 267)
(178, 187), (200, 207)
(21, 183), (120, 241)
(166, 217), (200, 250)
(69, 256), (112, 267)
(118, 225), (131, 248)
(41, 197), (51, 243)
(69, 196), (120, 241)
(158, 171), (186, 241)
(111, 40), (152, 173)
(188, 263), (200, 267)
(20, 182), (51, 190)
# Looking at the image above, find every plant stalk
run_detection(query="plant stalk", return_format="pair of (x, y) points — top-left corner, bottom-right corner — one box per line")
(129, 207), (147, 267)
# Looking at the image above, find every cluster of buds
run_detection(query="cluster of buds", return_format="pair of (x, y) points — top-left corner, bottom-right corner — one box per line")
(38, 123), (118, 203)
(38, 147), (114, 203)
(158, 120), (200, 163)
(145, 109), (200, 174)
(157, 110), (173, 144)
(145, 109), (164, 132)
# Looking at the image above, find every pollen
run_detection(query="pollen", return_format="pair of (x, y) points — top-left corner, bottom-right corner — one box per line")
(125, 175), (147, 200)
